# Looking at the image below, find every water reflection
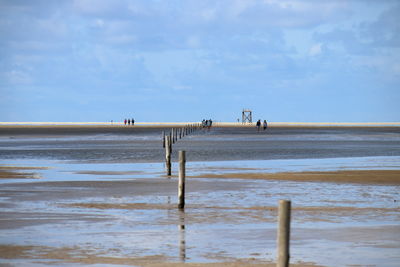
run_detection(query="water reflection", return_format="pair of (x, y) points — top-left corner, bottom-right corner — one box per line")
(178, 210), (186, 262)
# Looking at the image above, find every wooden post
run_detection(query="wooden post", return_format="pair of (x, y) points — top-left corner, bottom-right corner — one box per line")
(178, 150), (186, 210)
(172, 129), (175, 144)
(165, 135), (171, 176)
(162, 131), (165, 148)
(179, 128), (182, 139)
(277, 200), (291, 267)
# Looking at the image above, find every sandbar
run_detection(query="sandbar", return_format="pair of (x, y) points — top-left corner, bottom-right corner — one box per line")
(189, 170), (400, 185)
(0, 244), (321, 266)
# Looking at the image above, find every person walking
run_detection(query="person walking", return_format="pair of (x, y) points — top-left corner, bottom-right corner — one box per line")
(128, 119), (131, 125)
(256, 119), (261, 131)
(124, 119), (127, 125)
(263, 120), (268, 131)
(132, 119), (135, 126)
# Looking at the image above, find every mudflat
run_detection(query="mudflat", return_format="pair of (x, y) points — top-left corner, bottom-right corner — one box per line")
(190, 169), (400, 185)
(1, 125), (399, 266)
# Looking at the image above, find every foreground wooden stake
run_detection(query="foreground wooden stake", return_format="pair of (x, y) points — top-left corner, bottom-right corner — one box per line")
(277, 200), (291, 267)
(178, 150), (186, 210)
(165, 135), (171, 176)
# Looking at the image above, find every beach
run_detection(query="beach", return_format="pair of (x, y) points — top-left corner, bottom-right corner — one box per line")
(0, 124), (399, 266)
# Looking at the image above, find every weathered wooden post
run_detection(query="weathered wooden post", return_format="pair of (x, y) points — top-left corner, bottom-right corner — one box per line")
(172, 128), (175, 144)
(165, 135), (171, 176)
(179, 128), (182, 139)
(162, 131), (165, 148)
(277, 200), (291, 267)
(178, 150), (186, 210)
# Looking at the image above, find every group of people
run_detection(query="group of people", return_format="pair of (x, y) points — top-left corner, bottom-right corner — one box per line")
(256, 119), (268, 131)
(202, 119), (213, 128)
(124, 118), (135, 125)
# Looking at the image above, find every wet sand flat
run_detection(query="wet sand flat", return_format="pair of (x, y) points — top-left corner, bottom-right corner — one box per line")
(1, 166), (399, 266)
(1, 125), (400, 266)
(190, 170), (400, 185)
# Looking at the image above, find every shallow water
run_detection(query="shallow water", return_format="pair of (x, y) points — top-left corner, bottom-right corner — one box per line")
(1, 127), (400, 163)
(0, 127), (400, 266)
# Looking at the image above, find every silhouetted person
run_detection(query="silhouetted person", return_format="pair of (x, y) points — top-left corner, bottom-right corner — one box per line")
(256, 120), (261, 131)
(132, 119), (135, 126)
(263, 120), (268, 130)
(128, 119), (131, 125)
(124, 119), (127, 125)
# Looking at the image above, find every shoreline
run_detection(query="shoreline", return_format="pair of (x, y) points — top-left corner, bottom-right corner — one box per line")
(1, 122), (400, 128)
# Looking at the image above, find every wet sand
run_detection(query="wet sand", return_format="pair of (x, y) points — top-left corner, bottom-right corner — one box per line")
(1, 123), (400, 135)
(190, 170), (400, 185)
(0, 166), (48, 179)
(0, 244), (323, 267)
(1, 164), (399, 266)
(1, 125), (400, 266)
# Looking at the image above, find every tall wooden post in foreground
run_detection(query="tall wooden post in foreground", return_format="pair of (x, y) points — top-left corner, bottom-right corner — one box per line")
(277, 200), (291, 267)
(165, 135), (171, 176)
(178, 150), (186, 210)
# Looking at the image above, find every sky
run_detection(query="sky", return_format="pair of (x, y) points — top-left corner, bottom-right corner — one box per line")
(0, 0), (399, 122)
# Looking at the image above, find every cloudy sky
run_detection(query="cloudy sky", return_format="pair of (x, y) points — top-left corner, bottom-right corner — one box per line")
(0, 0), (399, 122)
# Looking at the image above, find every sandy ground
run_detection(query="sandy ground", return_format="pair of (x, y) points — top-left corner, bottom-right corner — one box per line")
(1, 164), (399, 266)
(0, 244), (323, 267)
(1, 123), (400, 266)
(0, 166), (49, 179)
(189, 170), (400, 185)
(0, 244), (323, 266)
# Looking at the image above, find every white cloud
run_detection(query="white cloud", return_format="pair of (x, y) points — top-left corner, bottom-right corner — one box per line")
(309, 43), (322, 56)
(3, 70), (33, 85)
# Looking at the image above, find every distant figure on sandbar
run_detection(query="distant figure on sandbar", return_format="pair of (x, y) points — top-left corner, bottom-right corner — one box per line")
(256, 119), (261, 131)
(131, 119), (135, 126)
(124, 119), (127, 125)
(263, 120), (268, 131)
(128, 119), (131, 125)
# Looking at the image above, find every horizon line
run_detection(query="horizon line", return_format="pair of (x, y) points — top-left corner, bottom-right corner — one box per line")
(1, 122), (400, 127)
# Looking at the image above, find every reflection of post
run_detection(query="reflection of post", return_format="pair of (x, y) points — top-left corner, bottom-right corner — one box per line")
(178, 210), (186, 262)
(178, 151), (186, 210)
(277, 200), (291, 267)
(165, 136), (171, 176)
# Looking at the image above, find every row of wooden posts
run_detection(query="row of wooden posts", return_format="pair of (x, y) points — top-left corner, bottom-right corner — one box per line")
(165, 147), (291, 266)
(163, 124), (201, 176)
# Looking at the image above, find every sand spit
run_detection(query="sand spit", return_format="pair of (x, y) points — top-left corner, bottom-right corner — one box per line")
(189, 170), (400, 185)
(0, 165), (48, 179)
(0, 244), (321, 267)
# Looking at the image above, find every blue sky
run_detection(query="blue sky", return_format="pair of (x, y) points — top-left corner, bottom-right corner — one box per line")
(0, 0), (399, 122)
